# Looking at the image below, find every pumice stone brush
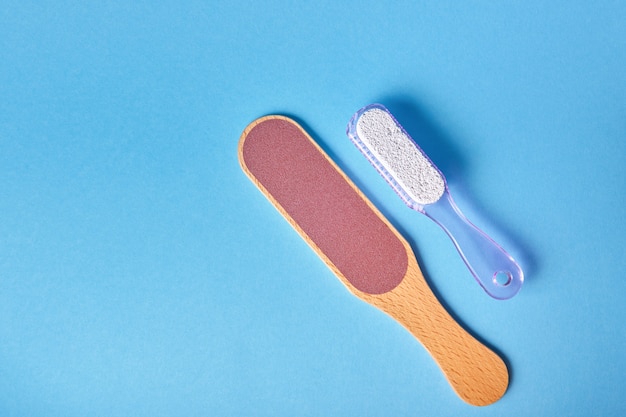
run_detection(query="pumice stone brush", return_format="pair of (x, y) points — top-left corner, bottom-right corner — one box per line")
(347, 104), (523, 300)
(239, 115), (508, 405)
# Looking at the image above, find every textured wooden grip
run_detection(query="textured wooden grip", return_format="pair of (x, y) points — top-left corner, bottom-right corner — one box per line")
(358, 255), (509, 406)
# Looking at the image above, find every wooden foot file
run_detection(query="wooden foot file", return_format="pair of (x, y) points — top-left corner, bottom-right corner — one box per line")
(238, 115), (509, 406)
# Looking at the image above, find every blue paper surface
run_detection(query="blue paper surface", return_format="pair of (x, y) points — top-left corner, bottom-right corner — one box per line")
(1, 1), (625, 415)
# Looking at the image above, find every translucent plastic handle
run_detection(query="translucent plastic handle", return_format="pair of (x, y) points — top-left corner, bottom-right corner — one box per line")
(423, 190), (523, 300)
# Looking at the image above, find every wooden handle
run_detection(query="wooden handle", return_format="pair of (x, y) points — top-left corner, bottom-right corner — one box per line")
(359, 255), (509, 406)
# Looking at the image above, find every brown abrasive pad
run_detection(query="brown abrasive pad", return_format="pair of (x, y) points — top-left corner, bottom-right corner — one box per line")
(240, 117), (407, 294)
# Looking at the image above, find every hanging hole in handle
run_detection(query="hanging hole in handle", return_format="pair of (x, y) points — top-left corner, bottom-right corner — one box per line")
(493, 271), (512, 287)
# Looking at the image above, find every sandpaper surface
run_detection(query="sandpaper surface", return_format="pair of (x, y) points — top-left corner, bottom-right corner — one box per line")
(241, 117), (407, 294)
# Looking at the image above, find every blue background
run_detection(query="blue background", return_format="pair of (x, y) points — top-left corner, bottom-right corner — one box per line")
(1, 1), (625, 416)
